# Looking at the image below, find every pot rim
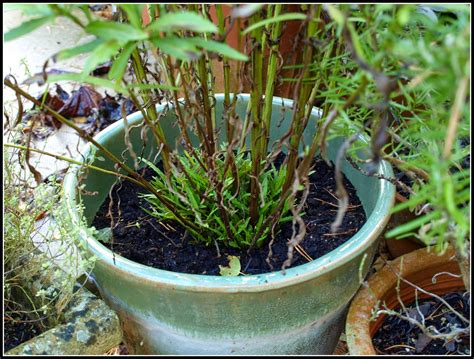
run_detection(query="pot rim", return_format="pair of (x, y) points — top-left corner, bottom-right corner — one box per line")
(345, 246), (464, 355)
(63, 94), (395, 292)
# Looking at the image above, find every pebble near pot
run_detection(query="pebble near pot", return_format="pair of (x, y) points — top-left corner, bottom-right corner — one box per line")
(63, 94), (395, 354)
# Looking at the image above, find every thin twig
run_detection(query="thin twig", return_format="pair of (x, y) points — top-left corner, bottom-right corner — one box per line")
(443, 76), (469, 159)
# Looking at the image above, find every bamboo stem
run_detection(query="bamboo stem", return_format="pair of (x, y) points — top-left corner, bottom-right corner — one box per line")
(261, 4), (283, 152)
(248, 10), (265, 225)
(282, 5), (319, 193)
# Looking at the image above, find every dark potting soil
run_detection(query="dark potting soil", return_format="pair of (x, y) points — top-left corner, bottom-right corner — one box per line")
(91, 157), (367, 275)
(373, 291), (470, 355)
(3, 312), (42, 352)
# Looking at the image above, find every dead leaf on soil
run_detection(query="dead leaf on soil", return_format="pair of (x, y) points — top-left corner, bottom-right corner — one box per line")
(219, 255), (241, 276)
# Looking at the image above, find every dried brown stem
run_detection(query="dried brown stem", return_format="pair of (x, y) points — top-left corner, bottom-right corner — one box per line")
(443, 76), (469, 160)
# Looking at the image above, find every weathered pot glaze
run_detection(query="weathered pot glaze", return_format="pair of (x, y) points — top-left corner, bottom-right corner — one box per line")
(345, 246), (464, 355)
(63, 94), (395, 354)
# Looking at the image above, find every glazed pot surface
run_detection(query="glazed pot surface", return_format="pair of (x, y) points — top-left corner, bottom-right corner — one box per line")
(63, 94), (395, 354)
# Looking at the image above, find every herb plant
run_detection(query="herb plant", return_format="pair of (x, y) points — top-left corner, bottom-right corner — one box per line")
(4, 131), (95, 337)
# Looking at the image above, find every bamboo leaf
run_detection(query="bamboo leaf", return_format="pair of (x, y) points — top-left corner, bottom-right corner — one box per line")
(187, 37), (248, 61)
(108, 42), (137, 80)
(4, 16), (54, 42)
(85, 20), (148, 42)
(83, 40), (123, 76)
(120, 4), (144, 28)
(241, 13), (307, 35)
(147, 11), (218, 33)
(326, 5), (345, 26)
(151, 36), (201, 61)
(54, 38), (104, 61)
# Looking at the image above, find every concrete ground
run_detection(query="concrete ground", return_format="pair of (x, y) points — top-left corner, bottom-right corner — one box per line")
(3, 7), (93, 177)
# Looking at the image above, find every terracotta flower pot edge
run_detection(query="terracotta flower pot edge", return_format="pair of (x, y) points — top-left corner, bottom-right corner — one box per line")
(345, 246), (464, 355)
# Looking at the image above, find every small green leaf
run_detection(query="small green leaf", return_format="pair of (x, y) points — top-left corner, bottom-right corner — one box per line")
(241, 13), (307, 35)
(184, 185), (199, 209)
(86, 20), (148, 42)
(108, 42), (137, 80)
(4, 16), (54, 42)
(326, 5), (345, 26)
(151, 36), (201, 61)
(397, 5), (412, 26)
(96, 227), (112, 243)
(187, 37), (248, 61)
(83, 40), (123, 76)
(147, 11), (218, 33)
(219, 255), (241, 276)
(279, 215), (294, 223)
(54, 38), (104, 61)
(347, 23), (366, 62)
(228, 241), (240, 249)
(140, 157), (164, 176)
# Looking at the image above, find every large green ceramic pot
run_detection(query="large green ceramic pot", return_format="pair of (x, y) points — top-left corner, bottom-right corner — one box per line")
(63, 94), (395, 354)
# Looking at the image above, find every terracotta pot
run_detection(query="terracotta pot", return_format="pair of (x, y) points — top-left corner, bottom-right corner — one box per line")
(384, 192), (425, 258)
(345, 246), (465, 355)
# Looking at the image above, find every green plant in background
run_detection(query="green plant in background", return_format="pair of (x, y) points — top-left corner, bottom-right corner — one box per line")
(4, 136), (95, 335)
(364, 4), (470, 290)
(3, 4), (470, 279)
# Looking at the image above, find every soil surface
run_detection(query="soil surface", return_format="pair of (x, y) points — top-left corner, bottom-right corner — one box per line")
(373, 291), (470, 355)
(4, 312), (42, 352)
(91, 157), (367, 275)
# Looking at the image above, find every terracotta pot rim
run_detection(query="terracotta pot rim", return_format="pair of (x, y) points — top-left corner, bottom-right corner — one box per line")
(345, 246), (465, 355)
